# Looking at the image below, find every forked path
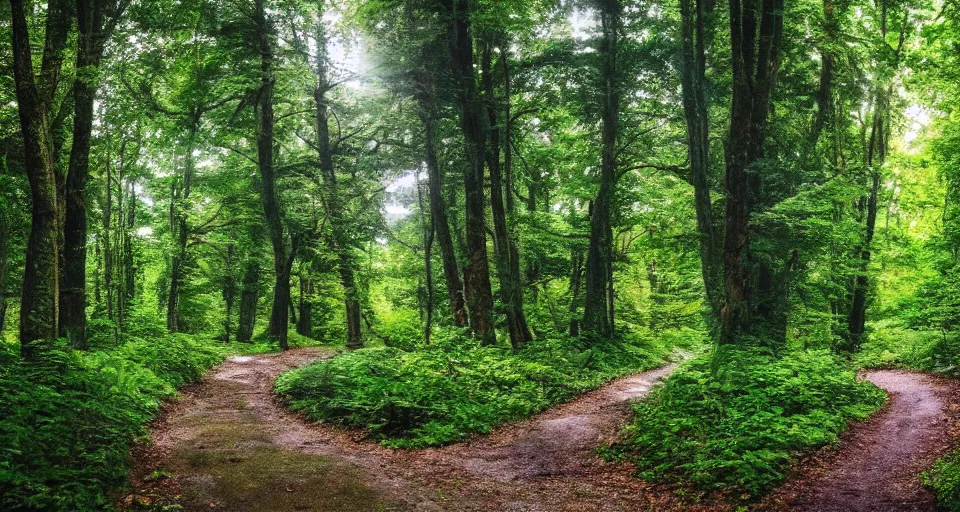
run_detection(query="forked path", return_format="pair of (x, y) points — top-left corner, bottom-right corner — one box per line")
(125, 348), (684, 511)
(766, 370), (959, 512)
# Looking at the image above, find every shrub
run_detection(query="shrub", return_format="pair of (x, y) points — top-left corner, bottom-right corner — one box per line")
(855, 319), (940, 370)
(925, 451), (960, 511)
(0, 336), (224, 511)
(604, 348), (887, 501)
(276, 327), (696, 447)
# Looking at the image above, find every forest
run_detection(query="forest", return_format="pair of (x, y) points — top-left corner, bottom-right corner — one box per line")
(2, 0), (960, 509)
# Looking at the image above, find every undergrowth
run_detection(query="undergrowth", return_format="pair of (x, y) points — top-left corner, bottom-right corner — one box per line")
(855, 319), (946, 372)
(275, 327), (701, 447)
(924, 451), (960, 511)
(0, 335), (224, 511)
(603, 348), (887, 502)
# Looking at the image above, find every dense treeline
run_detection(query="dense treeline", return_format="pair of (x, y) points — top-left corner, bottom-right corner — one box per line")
(3, 0), (960, 508)
(0, 0), (945, 356)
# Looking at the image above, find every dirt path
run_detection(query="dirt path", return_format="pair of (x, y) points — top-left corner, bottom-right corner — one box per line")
(765, 370), (959, 512)
(125, 348), (683, 511)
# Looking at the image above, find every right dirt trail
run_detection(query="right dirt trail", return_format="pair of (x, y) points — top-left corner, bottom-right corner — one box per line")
(778, 370), (954, 512)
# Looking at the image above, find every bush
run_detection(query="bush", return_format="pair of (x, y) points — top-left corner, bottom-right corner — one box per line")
(857, 319), (960, 378)
(925, 451), (960, 511)
(371, 309), (424, 352)
(604, 348), (886, 501)
(276, 327), (697, 447)
(0, 336), (224, 511)
(855, 319), (941, 370)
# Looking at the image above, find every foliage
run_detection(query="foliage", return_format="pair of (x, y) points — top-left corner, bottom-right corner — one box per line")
(276, 327), (700, 448)
(0, 336), (224, 511)
(924, 451), (960, 512)
(854, 319), (943, 371)
(604, 349), (887, 501)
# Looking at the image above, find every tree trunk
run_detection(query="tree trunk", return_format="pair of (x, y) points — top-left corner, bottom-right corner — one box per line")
(844, 0), (900, 352)
(103, 155), (115, 330)
(810, 0), (836, 145)
(313, 13), (363, 350)
(115, 171), (126, 326)
(525, 161), (541, 290)
(60, 45), (96, 347)
(236, 257), (260, 342)
(482, 39), (532, 349)
(94, 233), (102, 306)
(254, 0), (290, 351)
(846, 91), (888, 351)
(287, 282), (298, 326)
(446, 0), (496, 345)
(124, 178), (136, 306)
(167, 124), (197, 332)
(415, 67), (467, 328)
(501, 43), (531, 304)
(719, 0), (786, 346)
(582, 0), (621, 338)
(223, 244), (236, 342)
(416, 173), (435, 344)
(296, 276), (312, 337)
(61, 0), (122, 348)
(0, 208), (8, 337)
(679, 0), (721, 321)
(10, 0), (69, 359)
(568, 249), (584, 337)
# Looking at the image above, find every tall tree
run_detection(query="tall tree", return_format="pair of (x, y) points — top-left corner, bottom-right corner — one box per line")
(482, 37), (532, 349)
(9, 0), (71, 359)
(253, 0), (292, 350)
(679, 0), (721, 321)
(312, 1), (364, 350)
(582, 0), (622, 337)
(719, 0), (786, 346)
(0, 186), (9, 336)
(845, 0), (904, 351)
(410, 28), (467, 328)
(445, 0), (496, 344)
(60, 0), (130, 348)
(166, 118), (199, 332)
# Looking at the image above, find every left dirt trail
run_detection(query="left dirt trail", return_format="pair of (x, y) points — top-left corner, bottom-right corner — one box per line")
(125, 348), (685, 512)
(124, 348), (441, 512)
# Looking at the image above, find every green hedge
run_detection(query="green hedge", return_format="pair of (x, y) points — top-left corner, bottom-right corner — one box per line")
(0, 335), (224, 511)
(276, 327), (701, 447)
(603, 348), (887, 501)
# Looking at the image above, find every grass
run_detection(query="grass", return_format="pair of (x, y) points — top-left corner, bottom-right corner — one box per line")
(275, 326), (703, 447)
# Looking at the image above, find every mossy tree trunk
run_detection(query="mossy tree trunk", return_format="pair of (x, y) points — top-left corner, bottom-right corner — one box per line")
(719, 0), (786, 346)
(10, 0), (71, 359)
(446, 0), (496, 345)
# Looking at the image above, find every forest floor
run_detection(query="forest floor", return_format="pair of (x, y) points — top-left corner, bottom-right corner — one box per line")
(121, 349), (960, 512)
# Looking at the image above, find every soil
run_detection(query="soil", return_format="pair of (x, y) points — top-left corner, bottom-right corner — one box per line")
(761, 370), (960, 512)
